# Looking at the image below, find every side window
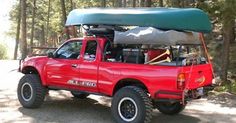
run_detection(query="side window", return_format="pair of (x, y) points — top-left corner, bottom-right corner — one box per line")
(84, 41), (97, 61)
(103, 41), (123, 62)
(55, 41), (82, 59)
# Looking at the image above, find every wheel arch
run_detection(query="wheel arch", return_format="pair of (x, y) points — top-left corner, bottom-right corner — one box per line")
(112, 78), (149, 96)
(21, 66), (45, 85)
(22, 66), (39, 74)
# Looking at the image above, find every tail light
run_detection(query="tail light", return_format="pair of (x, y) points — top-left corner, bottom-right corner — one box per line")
(177, 73), (185, 90)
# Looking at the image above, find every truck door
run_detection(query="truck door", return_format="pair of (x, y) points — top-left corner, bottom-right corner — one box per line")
(79, 40), (99, 93)
(45, 40), (82, 87)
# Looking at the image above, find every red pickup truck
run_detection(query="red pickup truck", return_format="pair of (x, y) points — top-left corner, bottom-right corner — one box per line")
(18, 33), (213, 123)
(18, 8), (214, 123)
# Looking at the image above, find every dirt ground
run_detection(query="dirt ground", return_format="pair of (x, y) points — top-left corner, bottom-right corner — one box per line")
(0, 60), (236, 123)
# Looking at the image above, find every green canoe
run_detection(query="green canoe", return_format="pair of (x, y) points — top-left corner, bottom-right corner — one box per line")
(66, 8), (212, 33)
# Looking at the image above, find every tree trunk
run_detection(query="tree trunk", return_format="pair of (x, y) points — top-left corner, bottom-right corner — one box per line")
(222, 20), (234, 92)
(70, 0), (74, 11)
(60, 0), (70, 39)
(20, 0), (27, 59)
(115, 0), (122, 7)
(118, 0), (122, 7)
(60, 0), (66, 24)
(159, 0), (163, 7)
(221, 0), (235, 92)
(145, 0), (152, 7)
(46, 0), (51, 45)
(30, 0), (36, 54)
(114, 0), (118, 7)
(140, 0), (144, 7)
(132, 0), (136, 7)
(112, 0), (115, 7)
(180, 0), (185, 8)
(14, 0), (22, 60)
(72, 26), (77, 38)
(101, 0), (106, 7)
(123, 0), (126, 7)
(53, 33), (58, 47)
(40, 25), (45, 46)
(171, 0), (181, 7)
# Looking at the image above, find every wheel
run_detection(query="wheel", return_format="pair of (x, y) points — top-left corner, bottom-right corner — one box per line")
(155, 102), (185, 115)
(111, 86), (153, 123)
(17, 74), (47, 108)
(71, 91), (89, 99)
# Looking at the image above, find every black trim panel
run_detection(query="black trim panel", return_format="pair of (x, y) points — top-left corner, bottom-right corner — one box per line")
(48, 86), (109, 97)
(155, 90), (182, 98)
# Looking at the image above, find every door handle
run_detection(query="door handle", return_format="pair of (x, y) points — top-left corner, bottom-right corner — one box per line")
(71, 64), (78, 68)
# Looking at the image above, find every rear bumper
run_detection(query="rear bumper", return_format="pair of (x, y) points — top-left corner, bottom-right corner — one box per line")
(154, 87), (208, 102)
(154, 90), (183, 100)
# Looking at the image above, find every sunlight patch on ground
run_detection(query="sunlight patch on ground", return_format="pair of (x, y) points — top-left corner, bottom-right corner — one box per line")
(186, 99), (236, 115)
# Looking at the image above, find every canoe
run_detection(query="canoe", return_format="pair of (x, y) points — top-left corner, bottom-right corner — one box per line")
(66, 8), (212, 33)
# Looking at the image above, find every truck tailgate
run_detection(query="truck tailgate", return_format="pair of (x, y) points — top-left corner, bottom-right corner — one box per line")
(183, 64), (213, 90)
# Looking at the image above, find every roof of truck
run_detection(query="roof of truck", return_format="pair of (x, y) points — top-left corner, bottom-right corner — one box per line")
(65, 8), (212, 33)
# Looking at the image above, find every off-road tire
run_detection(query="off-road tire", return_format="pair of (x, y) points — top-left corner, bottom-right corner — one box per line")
(111, 86), (153, 123)
(71, 91), (89, 99)
(17, 74), (47, 108)
(155, 102), (185, 115)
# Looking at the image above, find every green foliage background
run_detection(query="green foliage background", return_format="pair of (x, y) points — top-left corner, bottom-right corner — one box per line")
(0, 43), (8, 59)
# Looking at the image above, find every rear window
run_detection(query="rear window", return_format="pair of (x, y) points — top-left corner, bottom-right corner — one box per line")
(172, 44), (208, 66)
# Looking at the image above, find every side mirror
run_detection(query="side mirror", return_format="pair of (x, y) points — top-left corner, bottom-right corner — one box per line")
(47, 52), (54, 58)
